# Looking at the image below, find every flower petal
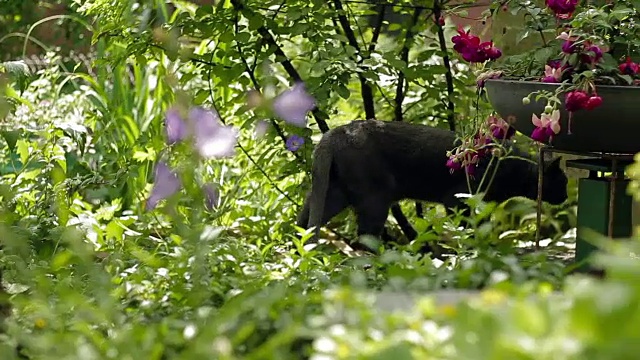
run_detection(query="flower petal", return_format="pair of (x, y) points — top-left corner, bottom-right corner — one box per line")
(272, 82), (316, 127)
(147, 161), (181, 210)
(165, 108), (187, 144)
(531, 113), (543, 127)
(189, 107), (238, 159)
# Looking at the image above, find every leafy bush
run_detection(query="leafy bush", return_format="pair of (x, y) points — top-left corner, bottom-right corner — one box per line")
(0, 0), (638, 359)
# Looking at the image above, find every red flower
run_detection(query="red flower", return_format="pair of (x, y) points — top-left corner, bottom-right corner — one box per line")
(619, 57), (640, 75)
(452, 29), (480, 54)
(565, 90), (589, 112)
(452, 29), (501, 63)
(584, 95), (602, 110)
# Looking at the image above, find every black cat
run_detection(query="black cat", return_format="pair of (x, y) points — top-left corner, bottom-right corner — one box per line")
(296, 119), (568, 248)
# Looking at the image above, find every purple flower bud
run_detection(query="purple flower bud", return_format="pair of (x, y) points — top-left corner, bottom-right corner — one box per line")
(203, 183), (219, 210)
(165, 108), (188, 144)
(147, 161), (182, 210)
(272, 82), (316, 127)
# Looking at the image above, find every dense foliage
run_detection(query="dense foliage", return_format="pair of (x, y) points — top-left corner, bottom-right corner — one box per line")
(0, 0), (639, 359)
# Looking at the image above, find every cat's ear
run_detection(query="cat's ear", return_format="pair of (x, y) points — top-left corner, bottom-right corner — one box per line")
(543, 156), (562, 171)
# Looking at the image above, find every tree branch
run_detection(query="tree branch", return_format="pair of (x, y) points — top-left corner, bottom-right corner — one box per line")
(331, 0), (376, 120)
(434, 0), (456, 132)
(231, 0), (331, 133)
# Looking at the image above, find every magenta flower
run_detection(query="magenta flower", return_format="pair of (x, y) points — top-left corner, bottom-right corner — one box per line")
(286, 134), (304, 152)
(147, 161), (182, 210)
(487, 115), (514, 140)
(452, 29), (501, 63)
(542, 64), (563, 83)
(561, 40), (578, 54)
(452, 28), (480, 54)
(446, 156), (462, 172)
(619, 57), (640, 75)
(565, 90), (589, 112)
(546, 0), (579, 19)
(272, 82), (316, 127)
(581, 44), (603, 65)
(480, 41), (502, 60)
(531, 110), (561, 143)
(465, 162), (477, 178)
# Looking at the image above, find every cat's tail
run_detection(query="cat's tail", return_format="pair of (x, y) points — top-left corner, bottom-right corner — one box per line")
(306, 135), (334, 242)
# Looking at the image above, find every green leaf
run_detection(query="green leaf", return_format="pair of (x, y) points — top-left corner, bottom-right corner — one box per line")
(336, 84), (350, 99)
(16, 139), (30, 165)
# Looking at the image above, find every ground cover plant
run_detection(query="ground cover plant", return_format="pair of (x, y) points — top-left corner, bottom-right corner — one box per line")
(0, 0), (639, 359)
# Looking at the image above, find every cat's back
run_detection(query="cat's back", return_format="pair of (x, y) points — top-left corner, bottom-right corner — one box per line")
(324, 119), (456, 149)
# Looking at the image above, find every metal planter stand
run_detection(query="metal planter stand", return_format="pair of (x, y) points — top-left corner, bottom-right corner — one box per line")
(536, 146), (635, 272)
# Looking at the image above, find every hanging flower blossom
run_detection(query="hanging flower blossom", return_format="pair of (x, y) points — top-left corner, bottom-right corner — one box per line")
(272, 82), (316, 127)
(542, 64), (563, 83)
(452, 29), (502, 63)
(584, 94), (603, 110)
(487, 115), (515, 140)
(581, 44), (603, 65)
(564, 90), (589, 112)
(546, 0), (579, 19)
(531, 110), (561, 143)
(619, 57), (640, 75)
(147, 161), (182, 210)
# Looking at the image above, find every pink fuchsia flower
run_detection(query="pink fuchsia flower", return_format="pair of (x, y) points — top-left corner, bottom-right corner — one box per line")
(542, 64), (563, 83)
(446, 156), (462, 172)
(556, 31), (579, 54)
(272, 82), (316, 127)
(531, 110), (561, 143)
(546, 0), (579, 19)
(147, 161), (182, 210)
(619, 57), (640, 75)
(564, 90), (589, 112)
(581, 44), (603, 65)
(487, 115), (515, 140)
(584, 95), (603, 110)
(285, 134), (304, 152)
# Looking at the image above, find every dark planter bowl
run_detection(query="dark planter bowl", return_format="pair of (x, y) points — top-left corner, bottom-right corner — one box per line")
(484, 79), (640, 154)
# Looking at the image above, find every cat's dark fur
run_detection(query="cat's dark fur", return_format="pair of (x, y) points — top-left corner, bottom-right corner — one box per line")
(296, 119), (568, 245)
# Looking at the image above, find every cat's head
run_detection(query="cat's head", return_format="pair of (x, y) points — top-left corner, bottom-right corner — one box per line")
(541, 156), (568, 205)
